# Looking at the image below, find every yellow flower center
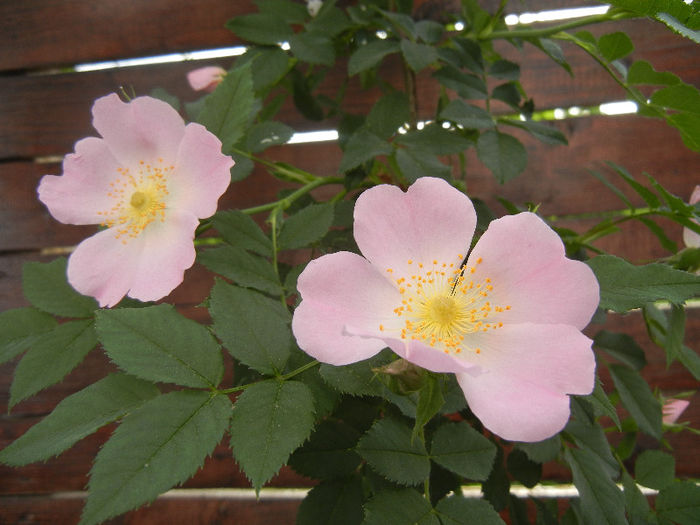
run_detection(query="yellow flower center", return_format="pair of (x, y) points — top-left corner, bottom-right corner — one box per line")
(98, 158), (174, 244)
(380, 257), (511, 356)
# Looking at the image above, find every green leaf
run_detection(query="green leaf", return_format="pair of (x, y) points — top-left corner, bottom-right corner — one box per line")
(587, 379), (622, 431)
(10, 319), (97, 409)
(210, 280), (291, 375)
(481, 449), (509, 511)
(651, 84), (700, 114)
(198, 63), (255, 152)
(501, 119), (568, 145)
(598, 32), (634, 62)
(656, 481), (700, 525)
(400, 39), (438, 72)
(339, 129), (393, 172)
(587, 255), (700, 312)
(435, 495), (505, 525)
(356, 417), (430, 486)
(0, 307), (57, 364)
(395, 148), (451, 183)
(319, 350), (393, 396)
(80, 391), (230, 525)
(289, 420), (362, 479)
(506, 449), (541, 488)
(627, 60), (680, 86)
(395, 124), (472, 155)
(367, 92), (411, 139)
(594, 330), (647, 370)
(490, 60), (520, 81)
(226, 12), (292, 45)
(413, 374), (445, 440)
(289, 32), (335, 66)
(440, 99), (494, 129)
(278, 203), (335, 250)
(241, 46), (293, 92)
(656, 11), (700, 44)
(362, 489), (439, 525)
(477, 130), (527, 183)
(229, 380), (315, 491)
(0, 373), (158, 466)
(416, 20), (444, 44)
(297, 477), (365, 525)
(635, 450), (675, 490)
(245, 120), (294, 152)
(491, 83), (521, 109)
(433, 66), (487, 99)
(22, 258), (97, 317)
(565, 417), (619, 478)
(308, 5), (352, 37)
(96, 305), (223, 389)
(621, 470), (653, 525)
(609, 364), (662, 439)
(565, 447), (627, 525)
(230, 153), (254, 181)
(348, 40), (399, 76)
(198, 245), (282, 296)
(430, 421), (496, 481)
(678, 344), (700, 380)
(212, 209), (272, 256)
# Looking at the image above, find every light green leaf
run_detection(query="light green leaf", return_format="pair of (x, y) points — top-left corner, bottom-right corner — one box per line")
(289, 420), (362, 479)
(348, 40), (399, 76)
(229, 380), (315, 491)
(10, 319), (97, 409)
(80, 391), (231, 525)
(0, 307), (57, 364)
(400, 39), (438, 72)
(198, 63), (255, 152)
(627, 60), (680, 86)
(565, 447), (627, 525)
(212, 209), (272, 256)
(356, 417), (430, 486)
(635, 450), (675, 490)
(440, 99), (494, 129)
(430, 421), (496, 481)
(477, 130), (527, 184)
(22, 258), (97, 318)
(367, 92), (411, 139)
(198, 245), (282, 296)
(651, 84), (700, 114)
(598, 32), (634, 62)
(210, 280), (291, 375)
(297, 477), (365, 525)
(225, 12), (293, 45)
(656, 481), (700, 525)
(587, 255), (700, 312)
(96, 305), (223, 389)
(0, 373), (158, 466)
(362, 489), (439, 525)
(609, 364), (662, 439)
(339, 129), (393, 172)
(436, 495), (505, 525)
(278, 203), (335, 250)
(289, 32), (335, 66)
(656, 12), (700, 44)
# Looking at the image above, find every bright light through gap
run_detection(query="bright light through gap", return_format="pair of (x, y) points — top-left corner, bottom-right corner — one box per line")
(288, 130), (339, 144)
(505, 5), (609, 25)
(599, 101), (637, 115)
(74, 46), (247, 72)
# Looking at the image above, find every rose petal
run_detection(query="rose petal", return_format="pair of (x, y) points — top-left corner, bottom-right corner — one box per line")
(292, 251), (400, 365)
(167, 123), (233, 218)
(467, 212), (599, 329)
(386, 338), (477, 374)
(38, 137), (122, 225)
(92, 94), (186, 167)
(187, 66), (226, 92)
(353, 177), (476, 278)
(683, 185), (700, 248)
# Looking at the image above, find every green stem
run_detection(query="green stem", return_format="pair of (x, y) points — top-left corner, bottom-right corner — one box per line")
(484, 11), (633, 41)
(217, 360), (320, 395)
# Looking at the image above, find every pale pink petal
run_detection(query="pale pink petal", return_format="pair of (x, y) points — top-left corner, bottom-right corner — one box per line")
(187, 66), (226, 92)
(388, 338), (477, 374)
(353, 177), (476, 279)
(456, 323), (595, 441)
(662, 398), (690, 424)
(683, 185), (700, 248)
(37, 137), (122, 225)
(92, 94), (186, 166)
(67, 209), (198, 307)
(466, 213), (599, 330)
(292, 252), (400, 365)
(167, 123), (233, 217)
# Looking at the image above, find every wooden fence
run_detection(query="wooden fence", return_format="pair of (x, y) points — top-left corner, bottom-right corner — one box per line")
(0, 0), (698, 523)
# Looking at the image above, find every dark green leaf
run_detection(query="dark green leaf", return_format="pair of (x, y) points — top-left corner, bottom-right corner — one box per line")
(395, 148), (451, 183)
(0, 307), (57, 364)
(516, 435), (561, 464)
(400, 39), (438, 72)
(635, 450), (675, 490)
(565, 417), (619, 478)
(339, 130), (393, 172)
(598, 32), (634, 62)
(241, 47), (293, 92)
(10, 320), (97, 409)
(416, 20), (444, 44)
(212, 209), (272, 256)
(229, 380), (315, 491)
(621, 470), (653, 525)
(433, 66), (487, 99)
(307, 5), (352, 37)
(668, 111), (700, 152)
(0, 373), (158, 466)
(587, 379), (622, 431)
(482, 449), (509, 511)
(362, 489), (439, 525)
(678, 344), (700, 380)
(226, 12), (292, 45)
(656, 481), (700, 525)
(278, 203), (335, 250)
(256, 0), (309, 23)
(506, 449), (541, 488)
(210, 280), (291, 375)
(380, 9), (416, 38)
(395, 124), (472, 155)
(430, 421), (496, 481)
(440, 99), (494, 129)
(198, 63), (255, 151)
(22, 258), (97, 317)
(531, 38), (572, 75)
(565, 447), (627, 525)
(587, 255), (700, 312)
(501, 119), (568, 145)
(198, 245), (282, 296)
(491, 83), (520, 109)
(289, 420), (362, 479)
(96, 305), (223, 388)
(367, 92), (411, 139)
(594, 330), (647, 370)
(413, 374), (445, 440)
(81, 391), (230, 525)
(297, 477), (364, 525)
(319, 352), (390, 397)
(245, 120), (294, 152)
(348, 40), (399, 76)
(356, 417), (430, 486)
(230, 153), (254, 181)
(490, 60), (520, 81)
(477, 130), (527, 183)
(435, 495), (505, 525)
(609, 364), (662, 439)
(290, 32), (335, 66)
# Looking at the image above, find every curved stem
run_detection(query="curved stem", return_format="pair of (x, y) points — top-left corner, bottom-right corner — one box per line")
(484, 11), (633, 41)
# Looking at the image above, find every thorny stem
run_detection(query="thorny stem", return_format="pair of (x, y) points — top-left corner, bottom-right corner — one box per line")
(217, 360), (320, 395)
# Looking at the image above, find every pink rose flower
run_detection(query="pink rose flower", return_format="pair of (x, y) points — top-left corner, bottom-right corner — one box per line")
(292, 177), (599, 442)
(187, 66), (226, 92)
(662, 398), (690, 424)
(38, 94), (233, 307)
(683, 185), (700, 248)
